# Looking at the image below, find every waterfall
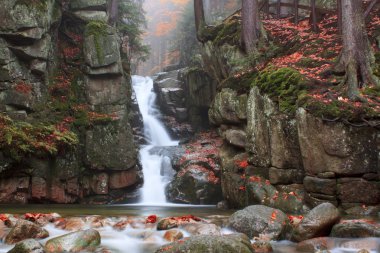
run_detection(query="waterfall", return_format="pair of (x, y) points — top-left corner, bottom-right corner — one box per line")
(132, 76), (178, 205)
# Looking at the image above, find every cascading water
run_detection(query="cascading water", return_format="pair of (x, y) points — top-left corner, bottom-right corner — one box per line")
(132, 75), (178, 205)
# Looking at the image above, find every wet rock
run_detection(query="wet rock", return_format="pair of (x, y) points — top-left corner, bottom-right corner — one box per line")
(296, 237), (336, 252)
(330, 221), (380, 238)
(7, 239), (44, 253)
(304, 176), (337, 195)
(54, 217), (86, 231)
(340, 238), (380, 252)
(292, 203), (341, 242)
(228, 205), (287, 240)
(157, 216), (202, 231)
(44, 229), (101, 253)
(180, 223), (221, 236)
(166, 164), (222, 204)
(337, 178), (380, 205)
(252, 240), (273, 252)
(0, 220), (6, 240)
(163, 230), (183, 242)
(5, 220), (49, 244)
(155, 234), (254, 253)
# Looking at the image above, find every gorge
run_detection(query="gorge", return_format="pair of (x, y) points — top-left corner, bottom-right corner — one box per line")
(0, 0), (379, 253)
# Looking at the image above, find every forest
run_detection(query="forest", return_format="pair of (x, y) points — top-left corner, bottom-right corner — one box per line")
(0, 0), (379, 253)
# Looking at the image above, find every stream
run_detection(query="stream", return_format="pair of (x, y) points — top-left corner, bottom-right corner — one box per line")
(0, 76), (378, 253)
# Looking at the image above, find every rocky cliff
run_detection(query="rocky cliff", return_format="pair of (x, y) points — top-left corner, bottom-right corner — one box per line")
(0, 0), (142, 204)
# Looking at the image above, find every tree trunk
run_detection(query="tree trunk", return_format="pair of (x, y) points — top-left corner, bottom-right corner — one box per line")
(109, 0), (119, 25)
(241, 0), (260, 53)
(339, 0), (379, 100)
(194, 0), (206, 42)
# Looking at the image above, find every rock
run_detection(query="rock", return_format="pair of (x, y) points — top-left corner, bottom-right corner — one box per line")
(157, 218), (179, 231)
(252, 240), (273, 252)
(330, 221), (380, 238)
(5, 220), (49, 244)
(180, 223), (221, 236)
(224, 129), (247, 148)
(337, 178), (380, 205)
(296, 108), (378, 176)
(55, 217), (86, 231)
(296, 237), (336, 252)
(209, 88), (247, 125)
(44, 229), (101, 253)
(269, 168), (304, 185)
(339, 238), (380, 252)
(90, 173), (109, 195)
(70, 0), (107, 10)
(228, 205), (287, 240)
(163, 230), (183, 242)
(7, 239), (44, 253)
(74, 11), (108, 22)
(155, 234), (254, 253)
(9, 35), (51, 60)
(109, 168), (140, 189)
(84, 76), (127, 106)
(304, 176), (337, 195)
(292, 203), (341, 242)
(166, 164), (222, 205)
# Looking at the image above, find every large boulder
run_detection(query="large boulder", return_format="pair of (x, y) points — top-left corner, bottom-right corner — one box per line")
(166, 164), (222, 204)
(330, 221), (380, 238)
(70, 0), (107, 10)
(7, 239), (44, 253)
(5, 220), (49, 244)
(44, 229), (101, 253)
(155, 234), (254, 253)
(228, 205), (287, 240)
(292, 203), (341, 242)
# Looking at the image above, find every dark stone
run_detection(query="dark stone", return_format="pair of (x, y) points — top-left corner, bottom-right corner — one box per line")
(337, 179), (380, 205)
(331, 222), (380, 238)
(5, 220), (49, 244)
(304, 176), (337, 195)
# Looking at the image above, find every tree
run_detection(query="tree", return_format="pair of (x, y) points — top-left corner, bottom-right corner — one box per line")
(194, 0), (206, 41)
(337, 0), (379, 100)
(241, 0), (263, 53)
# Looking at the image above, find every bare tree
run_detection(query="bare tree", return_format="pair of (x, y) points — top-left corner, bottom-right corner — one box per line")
(109, 0), (119, 25)
(338, 0), (379, 100)
(194, 0), (206, 42)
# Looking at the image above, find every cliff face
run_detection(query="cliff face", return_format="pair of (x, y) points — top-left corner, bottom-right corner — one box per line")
(0, 0), (142, 204)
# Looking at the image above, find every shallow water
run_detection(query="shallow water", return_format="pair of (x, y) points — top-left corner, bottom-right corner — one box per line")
(0, 205), (379, 253)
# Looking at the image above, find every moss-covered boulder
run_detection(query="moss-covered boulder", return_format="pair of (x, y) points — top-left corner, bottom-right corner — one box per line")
(5, 220), (49, 244)
(44, 229), (100, 253)
(155, 234), (254, 253)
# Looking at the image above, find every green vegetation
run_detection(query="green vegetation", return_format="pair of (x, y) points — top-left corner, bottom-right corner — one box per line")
(253, 66), (306, 113)
(15, 0), (48, 12)
(213, 18), (241, 47)
(0, 114), (78, 160)
(85, 21), (109, 64)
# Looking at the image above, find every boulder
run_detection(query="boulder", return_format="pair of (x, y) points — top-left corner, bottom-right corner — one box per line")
(304, 176), (337, 195)
(5, 220), (49, 244)
(74, 11), (108, 22)
(224, 129), (247, 148)
(163, 230), (183, 242)
(337, 178), (380, 205)
(209, 88), (247, 125)
(155, 234), (254, 253)
(292, 203), (341, 242)
(330, 221), (380, 238)
(44, 229), (101, 253)
(228, 205), (287, 240)
(70, 0), (107, 10)
(7, 239), (44, 253)
(166, 164), (222, 204)
(180, 223), (221, 236)
(296, 237), (336, 252)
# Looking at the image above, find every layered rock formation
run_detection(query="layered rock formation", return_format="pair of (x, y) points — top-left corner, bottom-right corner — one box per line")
(0, 0), (141, 203)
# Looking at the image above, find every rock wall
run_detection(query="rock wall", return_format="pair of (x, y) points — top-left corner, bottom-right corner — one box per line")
(209, 86), (379, 211)
(0, 0), (142, 204)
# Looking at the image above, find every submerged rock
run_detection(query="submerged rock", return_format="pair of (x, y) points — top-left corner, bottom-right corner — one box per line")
(228, 205), (287, 240)
(44, 229), (101, 253)
(292, 203), (341, 242)
(5, 220), (49, 244)
(7, 239), (44, 253)
(163, 230), (183, 242)
(330, 221), (380, 238)
(155, 234), (254, 253)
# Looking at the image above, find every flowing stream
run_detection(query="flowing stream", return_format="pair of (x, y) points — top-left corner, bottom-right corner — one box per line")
(132, 75), (178, 205)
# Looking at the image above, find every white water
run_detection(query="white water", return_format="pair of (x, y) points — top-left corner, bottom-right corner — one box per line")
(132, 75), (178, 205)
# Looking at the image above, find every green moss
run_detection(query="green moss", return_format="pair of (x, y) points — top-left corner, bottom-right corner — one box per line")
(0, 114), (78, 161)
(253, 66), (305, 113)
(320, 50), (337, 59)
(15, 0), (48, 12)
(85, 21), (109, 64)
(213, 19), (241, 47)
(374, 51), (380, 78)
